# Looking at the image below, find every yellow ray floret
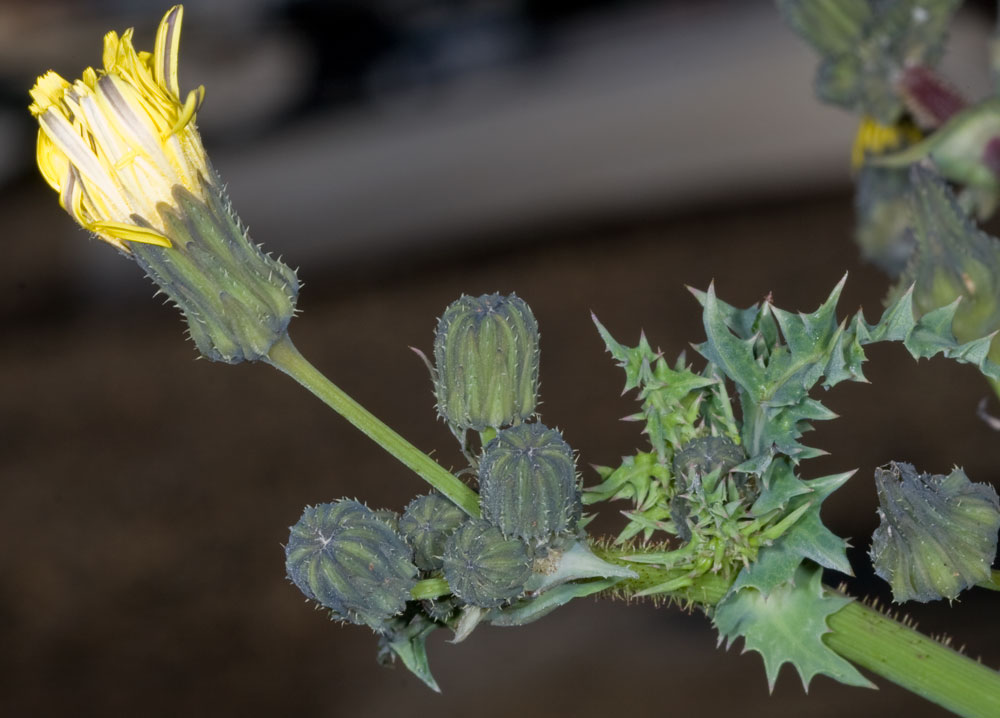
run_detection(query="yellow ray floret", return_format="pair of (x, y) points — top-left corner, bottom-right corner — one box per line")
(29, 5), (207, 252)
(851, 115), (922, 172)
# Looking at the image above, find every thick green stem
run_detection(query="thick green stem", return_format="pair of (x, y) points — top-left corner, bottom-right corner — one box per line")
(592, 542), (1000, 715)
(825, 599), (1000, 717)
(266, 334), (480, 517)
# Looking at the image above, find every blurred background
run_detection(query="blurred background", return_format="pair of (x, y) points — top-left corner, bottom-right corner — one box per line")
(3, 1), (1000, 715)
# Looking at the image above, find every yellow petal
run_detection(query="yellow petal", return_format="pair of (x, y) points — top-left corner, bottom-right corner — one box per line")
(28, 71), (69, 116)
(154, 6), (184, 100)
(91, 221), (172, 248)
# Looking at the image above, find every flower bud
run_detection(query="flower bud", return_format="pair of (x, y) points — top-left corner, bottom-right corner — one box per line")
(285, 500), (418, 631)
(398, 493), (467, 571)
(672, 435), (745, 478)
(893, 167), (1000, 363)
(28, 6), (298, 364)
(442, 519), (532, 608)
(433, 293), (539, 432)
(479, 422), (580, 544)
(870, 462), (1000, 603)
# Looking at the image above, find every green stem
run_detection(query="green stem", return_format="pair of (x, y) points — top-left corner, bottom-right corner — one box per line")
(592, 542), (1000, 715)
(411, 578), (450, 600)
(266, 333), (480, 517)
(825, 599), (1000, 717)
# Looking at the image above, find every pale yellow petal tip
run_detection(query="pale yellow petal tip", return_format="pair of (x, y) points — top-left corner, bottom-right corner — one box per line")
(28, 71), (69, 116)
(91, 221), (173, 249)
(155, 6), (184, 98)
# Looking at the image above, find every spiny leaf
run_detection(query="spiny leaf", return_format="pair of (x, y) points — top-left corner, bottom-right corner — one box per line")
(714, 563), (874, 692)
(733, 470), (855, 595)
(696, 284), (767, 402)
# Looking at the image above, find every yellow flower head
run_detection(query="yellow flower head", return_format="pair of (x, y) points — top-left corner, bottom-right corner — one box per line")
(29, 5), (299, 364)
(29, 5), (206, 252)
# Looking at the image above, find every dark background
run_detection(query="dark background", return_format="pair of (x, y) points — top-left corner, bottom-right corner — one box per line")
(2, 1), (1000, 716)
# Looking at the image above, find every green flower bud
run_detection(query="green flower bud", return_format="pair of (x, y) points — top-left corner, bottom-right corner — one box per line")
(870, 462), (1000, 603)
(399, 493), (467, 571)
(285, 500), (418, 631)
(670, 435), (747, 542)
(433, 293), (539, 432)
(672, 435), (745, 478)
(479, 422), (581, 544)
(442, 519), (532, 608)
(891, 167), (1000, 363)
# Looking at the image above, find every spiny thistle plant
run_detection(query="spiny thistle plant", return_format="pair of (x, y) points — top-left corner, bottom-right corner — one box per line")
(28, 3), (1000, 716)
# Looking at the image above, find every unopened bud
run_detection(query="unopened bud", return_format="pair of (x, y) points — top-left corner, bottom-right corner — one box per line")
(285, 500), (417, 631)
(442, 519), (532, 608)
(433, 293), (539, 432)
(479, 422), (580, 544)
(399, 493), (467, 571)
(896, 167), (1000, 362)
(870, 462), (1000, 603)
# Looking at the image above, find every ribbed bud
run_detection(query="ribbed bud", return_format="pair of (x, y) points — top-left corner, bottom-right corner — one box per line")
(479, 422), (581, 544)
(433, 293), (539, 432)
(672, 435), (745, 478)
(893, 167), (1000, 364)
(442, 519), (532, 608)
(285, 500), (418, 631)
(870, 462), (1000, 603)
(398, 493), (467, 571)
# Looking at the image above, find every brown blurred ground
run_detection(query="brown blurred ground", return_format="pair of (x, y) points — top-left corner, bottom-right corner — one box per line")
(3, 176), (1000, 717)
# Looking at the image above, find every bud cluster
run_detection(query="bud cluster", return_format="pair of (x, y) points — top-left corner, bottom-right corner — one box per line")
(285, 294), (588, 689)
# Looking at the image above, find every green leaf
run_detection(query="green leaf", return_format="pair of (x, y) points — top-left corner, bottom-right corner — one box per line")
(752, 459), (812, 515)
(714, 563), (874, 691)
(734, 470), (854, 595)
(696, 284), (767, 402)
(377, 615), (441, 692)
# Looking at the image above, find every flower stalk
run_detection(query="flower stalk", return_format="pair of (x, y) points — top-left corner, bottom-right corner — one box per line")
(265, 334), (480, 517)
